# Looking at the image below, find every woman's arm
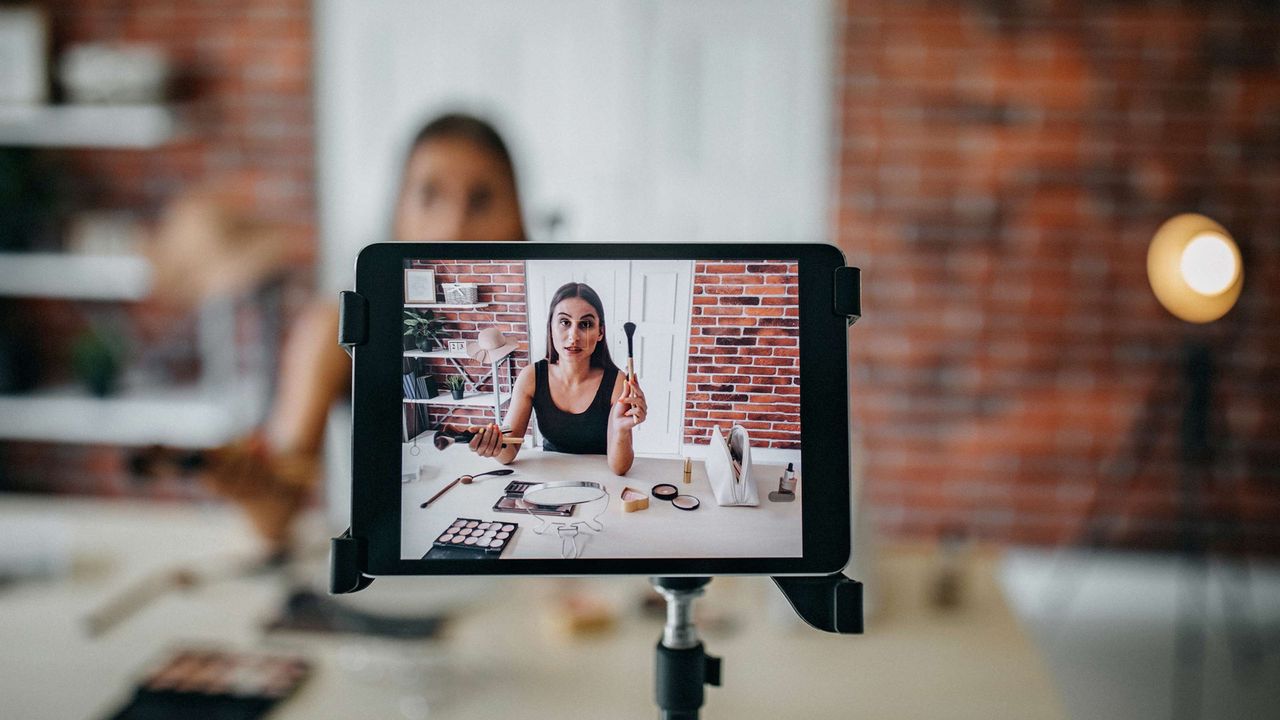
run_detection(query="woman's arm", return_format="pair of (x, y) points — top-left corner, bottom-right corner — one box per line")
(606, 371), (647, 475)
(469, 362), (535, 464)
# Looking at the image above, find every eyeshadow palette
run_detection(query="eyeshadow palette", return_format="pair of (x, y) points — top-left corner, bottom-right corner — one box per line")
(433, 517), (519, 556)
(106, 648), (309, 720)
(503, 479), (539, 497)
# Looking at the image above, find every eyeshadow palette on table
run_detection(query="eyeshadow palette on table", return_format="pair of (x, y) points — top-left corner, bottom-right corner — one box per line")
(104, 648), (310, 720)
(424, 517), (520, 559)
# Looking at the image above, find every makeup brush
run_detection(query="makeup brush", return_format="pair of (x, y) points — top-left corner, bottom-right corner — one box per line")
(623, 321), (637, 384)
(433, 424), (525, 451)
(420, 468), (514, 508)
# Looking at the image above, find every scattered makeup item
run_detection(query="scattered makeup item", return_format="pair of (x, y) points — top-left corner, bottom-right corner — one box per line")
(432, 517), (519, 557)
(496, 481), (576, 516)
(503, 479), (540, 498)
(86, 554), (275, 638)
(651, 483), (701, 511)
(652, 483), (679, 501)
(432, 424), (525, 451)
(620, 486), (650, 512)
(768, 462), (798, 502)
(671, 495), (701, 511)
(623, 321), (637, 383)
(492, 496), (574, 517)
(419, 468), (514, 508)
(108, 648), (310, 720)
(682, 457), (692, 484)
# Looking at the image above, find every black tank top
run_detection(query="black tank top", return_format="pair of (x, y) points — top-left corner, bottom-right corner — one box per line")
(533, 359), (617, 454)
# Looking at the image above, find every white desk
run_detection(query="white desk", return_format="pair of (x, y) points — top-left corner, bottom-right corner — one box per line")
(400, 441), (803, 560)
(0, 496), (1064, 720)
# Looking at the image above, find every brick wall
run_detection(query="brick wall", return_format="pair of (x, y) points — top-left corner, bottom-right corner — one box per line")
(683, 261), (801, 449)
(836, 0), (1280, 552)
(404, 260), (529, 431)
(0, 0), (314, 497)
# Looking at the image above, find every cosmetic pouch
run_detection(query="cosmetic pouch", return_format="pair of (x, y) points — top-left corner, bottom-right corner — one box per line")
(705, 425), (760, 506)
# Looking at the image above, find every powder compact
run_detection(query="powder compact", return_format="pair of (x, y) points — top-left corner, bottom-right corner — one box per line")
(433, 517), (519, 556)
(652, 483), (679, 501)
(620, 486), (650, 512)
(652, 483), (700, 511)
(671, 495), (701, 511)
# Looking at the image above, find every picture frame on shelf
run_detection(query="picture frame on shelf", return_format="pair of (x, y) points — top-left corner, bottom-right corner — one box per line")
(404, 268), (436, 304)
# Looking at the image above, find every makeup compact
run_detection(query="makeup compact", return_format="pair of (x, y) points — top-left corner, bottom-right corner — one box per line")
(652, 483), (700, 511)
(431, 517), (519, 557)
(620, 486), (649, 512)
(107, 648), (310, 720)
(652, 483), (679, 501)
(671, 495), (701, 511)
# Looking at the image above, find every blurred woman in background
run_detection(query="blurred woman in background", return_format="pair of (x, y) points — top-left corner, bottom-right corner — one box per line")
(163, 113), (527, 550)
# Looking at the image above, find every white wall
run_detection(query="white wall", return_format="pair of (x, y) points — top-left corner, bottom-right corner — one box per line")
(314, 0), (833, 290)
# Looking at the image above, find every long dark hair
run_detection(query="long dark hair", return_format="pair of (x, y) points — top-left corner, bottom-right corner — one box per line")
(406, 113), (518, 184)
(545, 282), (617, 370)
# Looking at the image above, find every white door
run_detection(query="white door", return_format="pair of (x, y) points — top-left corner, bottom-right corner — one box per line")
(526, 260), (690, 455)
(314, 0), (832, 290)
(625, 261), (693, 455)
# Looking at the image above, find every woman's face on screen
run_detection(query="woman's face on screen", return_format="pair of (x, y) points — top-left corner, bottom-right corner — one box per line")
(551, 297), (603, 362)
(393, 137), (524, 242)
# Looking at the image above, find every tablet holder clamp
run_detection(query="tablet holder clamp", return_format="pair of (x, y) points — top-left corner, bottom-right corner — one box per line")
(332, 262), (865, 715)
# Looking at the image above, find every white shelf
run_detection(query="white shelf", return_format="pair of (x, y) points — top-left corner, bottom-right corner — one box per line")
(403, 391), (511, 408)
(0, 252), (152, 301)
(403, 349), (469, 359)
(0, 104), (181, 148)
(0, 383), (262, 447)
(404, 303), (490, 310)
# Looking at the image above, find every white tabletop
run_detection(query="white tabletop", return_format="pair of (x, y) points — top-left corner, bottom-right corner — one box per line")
(0, 496), (1063, 720)
(400, 440), (803, 560)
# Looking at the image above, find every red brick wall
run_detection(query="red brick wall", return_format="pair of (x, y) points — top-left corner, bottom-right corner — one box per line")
(0, 0), (314, 497)
(404, 260), (529, 431)
(683, 261), (801, 449)
(837, 1), (1280, 552)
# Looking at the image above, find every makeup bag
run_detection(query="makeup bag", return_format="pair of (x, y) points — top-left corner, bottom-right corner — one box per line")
(705, 425), (760, 506)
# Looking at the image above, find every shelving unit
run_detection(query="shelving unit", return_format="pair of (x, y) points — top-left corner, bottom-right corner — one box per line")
(403, 391), (512, 408)
(403, 302), (491, 310)
(0, 251), (267, 448)
(0, 252), (152, 301)
(0, 100), (268, 450)
(0, 104), (181, 148)
(0, 381), (264, 447)
(402, 300), (516, 434)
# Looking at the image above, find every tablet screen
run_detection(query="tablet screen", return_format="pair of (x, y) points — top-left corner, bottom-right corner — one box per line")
(398, 257), (802, 561)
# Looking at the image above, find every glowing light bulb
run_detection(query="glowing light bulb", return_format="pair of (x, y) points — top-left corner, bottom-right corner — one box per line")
(1179, 232), (1238, 296)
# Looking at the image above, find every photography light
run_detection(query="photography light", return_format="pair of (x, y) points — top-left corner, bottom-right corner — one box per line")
(1147, 213), (1243, 323)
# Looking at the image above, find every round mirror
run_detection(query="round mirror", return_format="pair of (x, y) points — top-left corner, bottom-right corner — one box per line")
(522, 481), (607, 507)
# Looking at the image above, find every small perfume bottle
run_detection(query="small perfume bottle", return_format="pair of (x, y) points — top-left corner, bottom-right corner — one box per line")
(768, 462), (797, 502)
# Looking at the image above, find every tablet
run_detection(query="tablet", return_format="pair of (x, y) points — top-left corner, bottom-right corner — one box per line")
(348, 242), (852, 576)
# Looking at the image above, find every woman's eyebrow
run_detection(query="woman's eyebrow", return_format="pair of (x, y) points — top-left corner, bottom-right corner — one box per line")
(556, 311), (597, 320)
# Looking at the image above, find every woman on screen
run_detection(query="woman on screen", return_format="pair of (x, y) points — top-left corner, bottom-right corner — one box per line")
(466, 281), (647, 475)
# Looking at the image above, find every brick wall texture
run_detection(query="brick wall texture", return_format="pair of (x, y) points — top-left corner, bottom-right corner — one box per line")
(0, 0), (314, 498)
(5, 0), (1279, 554)
(836, 0), (1280, 552)
(683, 261), (801, 449)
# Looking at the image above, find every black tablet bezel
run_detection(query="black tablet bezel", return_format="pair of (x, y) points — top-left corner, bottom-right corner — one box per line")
(352, 242), (851, 576)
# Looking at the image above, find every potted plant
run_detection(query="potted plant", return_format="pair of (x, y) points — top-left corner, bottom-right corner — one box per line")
(446, 374), (466, 400)
(403, 309), (447, 351)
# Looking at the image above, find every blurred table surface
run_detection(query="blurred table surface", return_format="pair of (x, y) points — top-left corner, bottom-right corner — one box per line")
(0, 495), (1064, 720)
